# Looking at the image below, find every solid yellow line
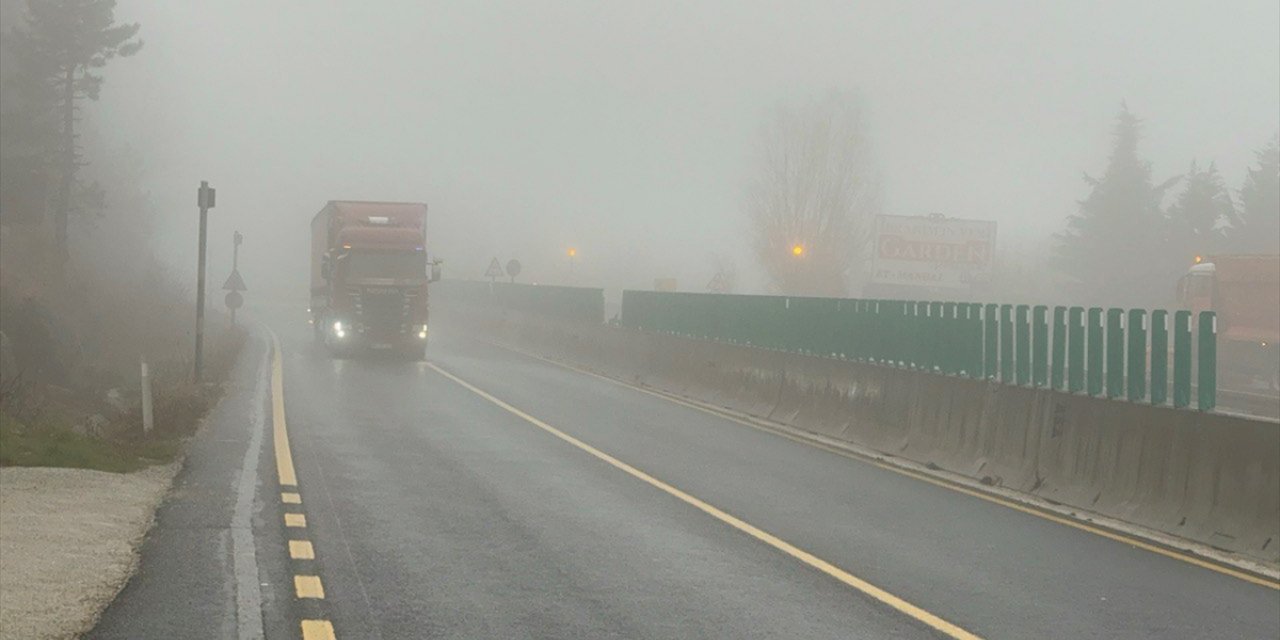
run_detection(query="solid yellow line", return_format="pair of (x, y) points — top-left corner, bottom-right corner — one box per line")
(285, 513), (307, 528)
(294, 575), (325, 599)
(499, 342), (1280, 591)
(282, 492), (302, 504)
(270, 333), (298, 487)
(289, 540), (316, 560)
(301, 620), (336, 640)
(427, 362), (982, 640)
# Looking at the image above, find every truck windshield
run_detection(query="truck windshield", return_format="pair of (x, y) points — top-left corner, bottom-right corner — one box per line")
(343, 251), (426, 280)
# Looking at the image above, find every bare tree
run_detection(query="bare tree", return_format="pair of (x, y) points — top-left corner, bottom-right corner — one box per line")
(746, 93), (879, 297)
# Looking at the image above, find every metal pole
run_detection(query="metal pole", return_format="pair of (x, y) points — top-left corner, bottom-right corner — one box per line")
(141, 358), (154, 434)
(194, 181), (209, 383)
(230, 231), (241, 326)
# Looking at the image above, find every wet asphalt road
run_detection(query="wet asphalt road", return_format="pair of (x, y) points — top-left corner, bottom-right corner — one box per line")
(92, 315), (1279, 639)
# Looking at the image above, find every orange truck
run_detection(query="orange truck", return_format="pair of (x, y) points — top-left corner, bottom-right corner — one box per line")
(1178, 254), (1280, 390)
(310, 201), (440, 359)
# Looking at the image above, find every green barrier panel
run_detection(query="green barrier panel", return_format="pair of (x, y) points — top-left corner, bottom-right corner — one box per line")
(1150, 310), (1169, 405)
(1015, 304), (1031, 385)
(1000, 304), (1014, 384)
(1173, 310), (1192, 408)
(967, 303), (984, 378)
(1051, 306), (1067, 390)
(935, 302), (949, 374)
(1198, 311), (1217, 411)
(1087, 307), (1104, 396)
(1032, 305), (1049, 387)
(984, 303), (998, 379)
(1068, 307), (1084, 393)
(1106, 308), (1125, 399)
(1127, 309), (1147, 401)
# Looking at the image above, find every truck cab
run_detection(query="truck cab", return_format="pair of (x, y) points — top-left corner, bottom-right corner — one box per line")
(311, 202), (439, 359)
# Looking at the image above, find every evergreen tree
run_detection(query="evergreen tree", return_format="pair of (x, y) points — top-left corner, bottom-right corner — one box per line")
(1166, 160), (1234, 264)
(1230, 136), (1280, 255)
(1053, 104), (1180, 306)
(7, 0), (141, 265)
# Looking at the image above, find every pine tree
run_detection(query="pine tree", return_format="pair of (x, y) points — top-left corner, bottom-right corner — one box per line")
(1230, 136), (1280, 255)
(1166, 160), (1234, 263)
(1053, 104), (1180, 306)
(8, 0), (142, 265)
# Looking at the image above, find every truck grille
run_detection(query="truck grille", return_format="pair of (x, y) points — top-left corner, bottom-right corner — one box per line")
(353, 287), (413, 336)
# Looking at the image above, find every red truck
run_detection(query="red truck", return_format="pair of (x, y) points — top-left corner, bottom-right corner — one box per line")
(1178, 254), (1280, 390)
(310, 201), (439, 359)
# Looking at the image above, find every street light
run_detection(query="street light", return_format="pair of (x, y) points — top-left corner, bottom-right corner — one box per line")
(567, 247), (577, 276)
(791, 243), (805, 257)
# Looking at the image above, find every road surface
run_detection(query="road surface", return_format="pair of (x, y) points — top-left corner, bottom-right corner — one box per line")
(90, 314), (1280, 639)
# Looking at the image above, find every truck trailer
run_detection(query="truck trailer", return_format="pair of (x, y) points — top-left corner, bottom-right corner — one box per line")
(310, 201), (439, 359)
(1178, 254), (1280, 390)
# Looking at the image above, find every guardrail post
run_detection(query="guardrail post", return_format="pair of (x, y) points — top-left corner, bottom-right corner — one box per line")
(1173, 310), (1192, 408)
(1127, 309), (1147, 401)
(1106, 308), (1125, 398)
(1000, 304), (1014, 384)
(1150, 310), (1169, 405)
(984, 303), (998, 379)
(1033, 305), (1049, 387)
(1051, 306), (1067, 390)
(1087, 307), (1104, 396)
(1015, 304), (1031, 385)
(1068, 307), (1085, 393)
(1197, 311), (1216, 411)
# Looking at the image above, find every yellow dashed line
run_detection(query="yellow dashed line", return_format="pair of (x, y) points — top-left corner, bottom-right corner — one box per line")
(301, 620), (337, 640)
(428, 362), (983, 640)
(289, 540), (316, 560)
(294, 575), (325, 599)
(268, 331), (337, 636)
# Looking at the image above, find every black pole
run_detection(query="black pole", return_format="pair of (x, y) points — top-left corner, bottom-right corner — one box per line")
(194, 181), (210, 382)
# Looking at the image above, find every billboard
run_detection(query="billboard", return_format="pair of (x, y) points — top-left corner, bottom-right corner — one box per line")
(870, 214), (997, 290)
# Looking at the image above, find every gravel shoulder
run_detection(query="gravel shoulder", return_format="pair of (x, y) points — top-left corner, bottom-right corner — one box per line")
(0, 464), (177, 640)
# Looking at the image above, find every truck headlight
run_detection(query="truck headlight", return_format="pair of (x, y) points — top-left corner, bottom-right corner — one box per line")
(417, 324), (428, 339)
(332, 321), (346, 339)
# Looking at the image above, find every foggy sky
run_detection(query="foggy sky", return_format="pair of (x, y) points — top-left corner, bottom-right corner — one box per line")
(96, 0), (1280, 300)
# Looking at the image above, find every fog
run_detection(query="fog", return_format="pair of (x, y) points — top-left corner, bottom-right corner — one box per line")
(94, 0), (1279, 302)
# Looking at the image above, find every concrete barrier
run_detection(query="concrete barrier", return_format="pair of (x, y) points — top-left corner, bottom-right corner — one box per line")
(437, 305), (1280, 566)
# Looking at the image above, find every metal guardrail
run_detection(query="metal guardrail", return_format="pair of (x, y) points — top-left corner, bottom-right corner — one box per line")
(621, 290), (1227, 412)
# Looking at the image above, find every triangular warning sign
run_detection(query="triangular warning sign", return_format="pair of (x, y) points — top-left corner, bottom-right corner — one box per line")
(484, 257), (503, 278)
(222, 269), (247, 292)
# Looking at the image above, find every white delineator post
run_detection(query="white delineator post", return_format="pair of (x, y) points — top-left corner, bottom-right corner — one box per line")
(141, 358), (154, 434)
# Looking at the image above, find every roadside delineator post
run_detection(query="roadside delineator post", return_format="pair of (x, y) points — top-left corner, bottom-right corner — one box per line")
(141, 357), (154, 434)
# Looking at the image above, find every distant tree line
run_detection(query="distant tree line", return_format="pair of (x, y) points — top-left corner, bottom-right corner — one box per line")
(1053, 103), (1279, 307)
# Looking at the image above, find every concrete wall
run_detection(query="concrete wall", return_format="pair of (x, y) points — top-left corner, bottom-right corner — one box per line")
(440, 306), (1280, 566)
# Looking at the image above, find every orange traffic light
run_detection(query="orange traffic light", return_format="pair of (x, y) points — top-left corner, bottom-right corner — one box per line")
(791, 243), (805, 257)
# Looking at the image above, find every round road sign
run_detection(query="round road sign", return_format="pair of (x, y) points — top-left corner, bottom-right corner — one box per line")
(505, 259), (522, 279)
(225, 291), (243, 310)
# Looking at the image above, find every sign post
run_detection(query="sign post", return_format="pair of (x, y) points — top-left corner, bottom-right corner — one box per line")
(193, 180), (215, 383)
(505, 259), (522, 283)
